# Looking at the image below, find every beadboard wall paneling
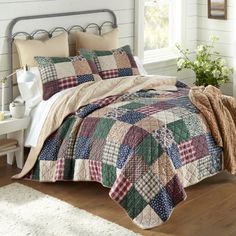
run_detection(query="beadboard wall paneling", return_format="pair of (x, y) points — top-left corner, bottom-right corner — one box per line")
(0, 0), (135, 110)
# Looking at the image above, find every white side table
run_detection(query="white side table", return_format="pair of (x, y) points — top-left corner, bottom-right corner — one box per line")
(0, 116), (30, 169)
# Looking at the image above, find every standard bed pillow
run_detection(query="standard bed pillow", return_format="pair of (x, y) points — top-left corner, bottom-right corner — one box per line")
(14, 32), (69, 67)
(134, 56), (148, 76)
(35, 55), (101, 100)
(80, 45), (140, 80)
(75, 28), (119, 54)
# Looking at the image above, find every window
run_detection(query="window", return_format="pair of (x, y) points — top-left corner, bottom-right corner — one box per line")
(144, 0), (170, 51)
(135, 0), (186, 64)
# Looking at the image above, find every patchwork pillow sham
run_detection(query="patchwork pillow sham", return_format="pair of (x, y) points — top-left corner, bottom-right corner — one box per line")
(79, 45), (140, 80)
(35, 55), (101, 100)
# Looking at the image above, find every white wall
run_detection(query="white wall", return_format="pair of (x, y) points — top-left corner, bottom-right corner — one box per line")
(0, 0), (135, 110)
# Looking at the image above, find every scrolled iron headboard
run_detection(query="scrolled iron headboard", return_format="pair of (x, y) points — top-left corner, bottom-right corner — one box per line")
(7, 9), (118, 99)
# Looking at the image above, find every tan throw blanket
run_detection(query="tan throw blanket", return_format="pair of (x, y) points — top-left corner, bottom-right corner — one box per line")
(189, 85), (236, 174)
(13, 75), (177, 179)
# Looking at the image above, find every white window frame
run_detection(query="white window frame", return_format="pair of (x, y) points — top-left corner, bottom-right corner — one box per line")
(134, 0), (187, 64)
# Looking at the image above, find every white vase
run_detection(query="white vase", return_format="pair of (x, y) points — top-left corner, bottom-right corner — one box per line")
(9, 101), (25, 119)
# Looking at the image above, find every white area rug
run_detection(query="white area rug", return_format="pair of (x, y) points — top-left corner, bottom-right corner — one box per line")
(0, 183), (139, 236)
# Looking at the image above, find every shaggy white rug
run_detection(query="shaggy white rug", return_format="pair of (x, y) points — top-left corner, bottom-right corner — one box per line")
(0, 183), (139, 236)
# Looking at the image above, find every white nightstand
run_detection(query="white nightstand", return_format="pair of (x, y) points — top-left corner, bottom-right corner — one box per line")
(0, 116), (30, 169)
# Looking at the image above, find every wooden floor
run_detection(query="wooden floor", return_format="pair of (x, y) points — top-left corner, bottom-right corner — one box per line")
(1, 158), (236, 236)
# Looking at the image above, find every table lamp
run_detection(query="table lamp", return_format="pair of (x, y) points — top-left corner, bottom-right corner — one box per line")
(0, 65), (35, 121)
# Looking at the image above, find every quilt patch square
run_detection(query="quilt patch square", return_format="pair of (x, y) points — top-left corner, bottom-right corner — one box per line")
(63, 159), (75, 180)
(205, 134), (222, 154)
(58, 76), (78, 90)
(165, 175), (186, 206)
(100, 69), (119, 79)
(135, 170), (162, 202)
(120, 186), (148, 219)
(79, 117), (100, 138)
(89, 160), (102, 182)
(151, 154), (176, 186)
(113, 52), (131, 69)
(73, 59), (92, 75)
(150, 187), (173, 222)
(74, 137), (91, 159)
(183, 114), (205, 137)
(192, 134), (209, 159)
(136, 105), (162, 116)
(123, 154), (149, 183)
(40, 64), (57, 83)
(123, 125), (149, 148)
(55, 158), (65, 180)
(153, 126), (175, 150)
(118, 68), (133, 77)
(167, 119), (190, 144)
(136, 134), (164, 166)
(77, 74), (95, 84)
(55, 62), (75, 79)
(120, 102), (144, 110)
(90, 139), (106, 161)
(98, 55), (117, 71)
(39, 161), (56, 181)
(109, 174), (133, 202)
(102, 163), (117, 187)
(118, 111), (147, 125)
(74, 159), (91, 181)
(166, 143), (182, 169)
(102, 141), (120, 166)
(92, 118), (115, 139)
(107, 121), (132, 144)
(39, 136), (61, 161)
(135, 116), (164, 133)
(151, 111), (181, 124)
(117, 145), (134, 169)
(178, 140), (196, 165)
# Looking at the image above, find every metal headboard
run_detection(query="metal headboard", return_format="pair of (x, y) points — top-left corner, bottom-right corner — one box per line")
(7, 9), (117, 99)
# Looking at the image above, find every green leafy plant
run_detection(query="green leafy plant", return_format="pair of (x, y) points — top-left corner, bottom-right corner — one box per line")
(176, 36), (233, 87)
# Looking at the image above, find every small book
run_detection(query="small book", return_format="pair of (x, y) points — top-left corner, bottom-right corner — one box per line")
(0, 139), (18, 150)
(0, 145), (18, 153)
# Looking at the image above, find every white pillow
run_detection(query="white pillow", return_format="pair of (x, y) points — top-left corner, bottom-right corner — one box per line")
(134, 56), (148, 76)
(16, 67), (42, 109)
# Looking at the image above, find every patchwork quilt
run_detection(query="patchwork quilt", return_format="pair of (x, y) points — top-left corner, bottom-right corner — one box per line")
(26, 81), (222, 229)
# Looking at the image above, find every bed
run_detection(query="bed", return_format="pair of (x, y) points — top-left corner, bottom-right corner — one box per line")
(7, 9), (233, 229)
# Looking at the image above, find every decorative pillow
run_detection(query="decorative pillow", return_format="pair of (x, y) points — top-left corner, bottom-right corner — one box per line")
(35, 55), (101, 100)
(75, 28), (119, 54)
(14, 32), (69, 67)
(80, 45), (140, 80)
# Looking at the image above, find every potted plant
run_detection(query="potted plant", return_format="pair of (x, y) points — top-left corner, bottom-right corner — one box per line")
(176, 36), (233, 87)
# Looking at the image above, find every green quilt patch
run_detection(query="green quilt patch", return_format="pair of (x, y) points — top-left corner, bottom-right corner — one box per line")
(64, 159), (75, 180)
(58, 116), (77, 139)
(102, 163), (117, 187)
(120, 186), (148, 219)
(167, 119), (190, 144)
(120, 102), (144, 110)
(92, 118), (115, 139)
(136, 134), (164, 166)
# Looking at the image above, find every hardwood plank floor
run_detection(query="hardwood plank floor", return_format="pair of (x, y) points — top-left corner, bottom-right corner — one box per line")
(1, 157), (236, 236)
